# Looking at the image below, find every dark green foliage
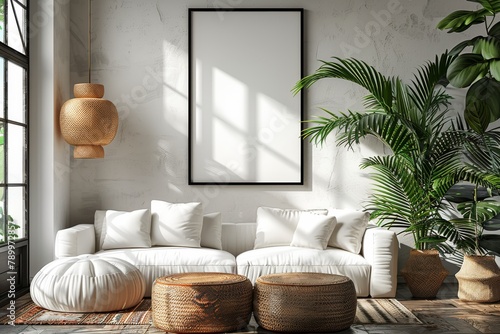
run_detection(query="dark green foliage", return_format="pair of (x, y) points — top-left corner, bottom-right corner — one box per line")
(294, 53), (473, 251)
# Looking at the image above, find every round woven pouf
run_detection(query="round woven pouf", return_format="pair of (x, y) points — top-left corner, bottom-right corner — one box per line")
(30, 255), (145, 312)
(152, 273), (253, 333)
(254, 272), (357, 333)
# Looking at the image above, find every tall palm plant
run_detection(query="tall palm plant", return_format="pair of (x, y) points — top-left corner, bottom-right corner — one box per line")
(293, 53), (474, 251)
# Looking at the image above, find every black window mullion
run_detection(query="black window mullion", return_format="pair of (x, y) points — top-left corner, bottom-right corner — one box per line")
(0, 0), (29, 245)
(8, 0), (26, 54)
(0, 47), (27, 69)
(12, 0), (26, 11)
(1, 48), (6, 244)
(3, 55), (8, 244)
(4, 0), (7, 50)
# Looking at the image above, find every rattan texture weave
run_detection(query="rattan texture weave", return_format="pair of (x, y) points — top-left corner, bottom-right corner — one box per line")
(60, 83), (118, 159)
(254, 272), (357, 333)
(74, 83), (104, 98)
(401, 249), (449, 299)
(456, 255), (500, 302)
(152, 273), (253, 333)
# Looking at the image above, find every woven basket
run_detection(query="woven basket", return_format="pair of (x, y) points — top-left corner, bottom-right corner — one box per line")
(60, 83), (118, 159)
(456, 255), (500, 302)
(152, 273), (252, 333)
(254, 272), (357, 333)
(401, 249), (448, 299)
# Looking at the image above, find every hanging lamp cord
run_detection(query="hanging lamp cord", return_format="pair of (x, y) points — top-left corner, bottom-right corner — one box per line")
(88, 0), (92, 83)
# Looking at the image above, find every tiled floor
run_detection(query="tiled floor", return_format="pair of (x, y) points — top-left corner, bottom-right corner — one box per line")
(0, 283), (499, 333)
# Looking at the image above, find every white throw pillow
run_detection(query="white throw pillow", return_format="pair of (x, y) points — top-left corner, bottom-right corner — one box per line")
(101, 209), (152, 250)
(254, 207), (328, 249)
(327, 209), (370, 254)
(151, 200), (203, 247)
(290, 214), (337, 250)
(200, 212), (222, 250)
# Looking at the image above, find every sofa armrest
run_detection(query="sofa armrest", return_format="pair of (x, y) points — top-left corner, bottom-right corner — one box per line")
(362, 226), (399, 298)
(55, 224), (96, 259)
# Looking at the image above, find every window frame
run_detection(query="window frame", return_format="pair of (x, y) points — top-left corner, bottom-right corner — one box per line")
(0, 0), (29, 306)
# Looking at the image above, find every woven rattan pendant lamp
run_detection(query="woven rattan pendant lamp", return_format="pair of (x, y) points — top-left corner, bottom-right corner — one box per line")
(60, 0), (118, 159)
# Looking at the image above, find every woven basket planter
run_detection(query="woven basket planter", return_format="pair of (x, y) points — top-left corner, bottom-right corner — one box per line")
(254, 272), (357, 333)
(401, 249), (448, 299)
(60, 83), (118, 158)
(152, 273), (252, 333)
(456, 255), (500, 303)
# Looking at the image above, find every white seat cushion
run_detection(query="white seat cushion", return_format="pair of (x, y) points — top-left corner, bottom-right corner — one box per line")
(97, 247), (236, 296)
(236, 246), (371, 297)
(31, 255), (145, 312)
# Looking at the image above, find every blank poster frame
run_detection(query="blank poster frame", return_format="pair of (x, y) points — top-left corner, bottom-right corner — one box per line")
(188, 8), (304, 185)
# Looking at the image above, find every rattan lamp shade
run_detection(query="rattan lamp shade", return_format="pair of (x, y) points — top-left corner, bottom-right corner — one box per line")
(60, 83), (119, 158)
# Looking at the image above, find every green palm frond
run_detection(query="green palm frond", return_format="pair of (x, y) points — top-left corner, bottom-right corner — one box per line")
(408, 52), (455, 113)
(360, 155), (441, 246)
(438, 218), (477, 253)
(458, 165), (500, 189)
(300, 108), (342, 146)
(293, 57), (393, 111)
(336, 113), (416, 153)
(294, 52), (467, 251)
(464, 131), (500, 174)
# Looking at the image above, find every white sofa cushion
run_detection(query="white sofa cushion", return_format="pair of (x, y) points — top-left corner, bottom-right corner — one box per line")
(97, 247), (235, 296)
(236, 246), (371, 296)
(201, 212), (222, 250)
(327, 209), (369, 254)
(254, 207), (327, 249)
(151, 200), (203, 247)
(290, 214), (337, 250)
(102, 209), (152, 250)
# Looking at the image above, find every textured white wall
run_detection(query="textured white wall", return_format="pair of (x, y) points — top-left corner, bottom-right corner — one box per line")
(66, 0), (478, 273)
(30, 0), (71, 277)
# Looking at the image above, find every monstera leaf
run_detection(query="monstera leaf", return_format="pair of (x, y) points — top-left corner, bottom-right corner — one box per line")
(465, 78), (500, 132)
(437, 9), (488, 33)
(468, 0), (500, 14)
(438, 1), (500, 133)
(445, 184), (492, 202)
(483, 214), (500, 230)
(447, 54), (488, 88)
(479, 234), (500, 255)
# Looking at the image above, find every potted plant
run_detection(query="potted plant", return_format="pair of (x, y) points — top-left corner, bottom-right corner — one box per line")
(438, 0), (500, 302)
(293, 53), (472, 298)
(445, 183), (500, 302)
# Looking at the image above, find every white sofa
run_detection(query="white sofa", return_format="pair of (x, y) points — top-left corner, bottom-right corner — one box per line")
(54, 220), (398, 298)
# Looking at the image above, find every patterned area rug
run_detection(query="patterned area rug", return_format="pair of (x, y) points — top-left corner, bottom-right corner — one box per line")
(1, 298), (421, 326)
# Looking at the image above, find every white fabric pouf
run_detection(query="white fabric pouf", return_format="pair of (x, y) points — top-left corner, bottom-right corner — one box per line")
(31, 255), (145, 312)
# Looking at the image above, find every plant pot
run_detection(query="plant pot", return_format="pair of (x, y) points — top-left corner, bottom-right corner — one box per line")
(456, 255), (500, 303)
(401, 249), (448, 299)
